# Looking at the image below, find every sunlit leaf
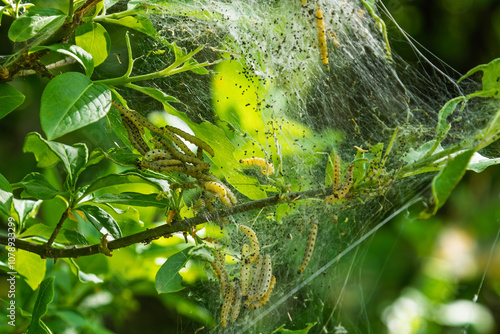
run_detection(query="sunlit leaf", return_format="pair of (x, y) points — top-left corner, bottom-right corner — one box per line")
(75, 22), (111, 67)
(16, 249), (46, 291)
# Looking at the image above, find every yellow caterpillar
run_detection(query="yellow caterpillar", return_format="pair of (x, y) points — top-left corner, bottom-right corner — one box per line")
(316, 3), (329, 67)
(238, 225), (260, 263)
(240, 244), (251, 297)
(246, 275), (276, 310)
(297, 222), (318, 274)
(220, 280), (235, 327)
(239, 157), (275, 176)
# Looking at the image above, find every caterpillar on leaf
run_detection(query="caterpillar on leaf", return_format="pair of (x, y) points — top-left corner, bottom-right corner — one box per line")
(240, 157), (275, 176)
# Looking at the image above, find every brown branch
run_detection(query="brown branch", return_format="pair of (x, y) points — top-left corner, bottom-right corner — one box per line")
(44, 210), (69, 252)
(0, 186), (334, 259)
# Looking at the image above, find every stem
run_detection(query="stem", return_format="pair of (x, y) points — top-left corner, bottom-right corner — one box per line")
(1, 186), (332, 259)
(45, 210), (69, 252)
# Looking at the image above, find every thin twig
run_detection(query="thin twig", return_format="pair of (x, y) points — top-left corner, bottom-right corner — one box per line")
(44, 210), (69, 253)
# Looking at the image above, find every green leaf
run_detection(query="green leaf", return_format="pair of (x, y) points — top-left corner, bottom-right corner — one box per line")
(0, 82), (25, 119)
(75, 22), (111, 67)
(460, 58), (500, 98)
(23, 132), (88, 186)
(40, 72), (111, 140)
(78, 205), (122, 239)
(0, 172), (13, 216)
(420, 149), (475, 219)
(14, 172), (64, 200)
(155, 246), (193, 293)
(91, 192), (170, 208)
(8, 8), (66, 42)
(82, 171), (168, 197)
(31, 43), (94, 77)
(26, 276), (55, 334)
(13, 198), (42, 228)
(16, 249), (46, 291)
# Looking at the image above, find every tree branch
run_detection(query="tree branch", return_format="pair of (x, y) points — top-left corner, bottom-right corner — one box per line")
(1, 186), (333, 259)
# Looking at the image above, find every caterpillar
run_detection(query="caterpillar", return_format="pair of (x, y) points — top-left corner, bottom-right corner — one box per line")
(230, 280), (242, 324)
(161, 127), (197, 158)
(144, 149), (172, 161)
(325, 162), (355, 203)
(332, 154), (341, 191)
(316, 3), (329, 67)
(238, 225), (260, 264)
(164, 125), (215, 157)
(240, 243), (251, 297)
(203, 181), (232, 207)
(246, 275), (276, 310)
(246, 255), (263, 303)
(153, 137), (207, 166)
(258, 254), (273, 299)
(239, 157), (275, 176)
(336, 164), (354, 199)
(220, 280), (235, 327)
(216, 250), (228, 296)
(113, 101), (145, 135)
(297, 222), (318, 274)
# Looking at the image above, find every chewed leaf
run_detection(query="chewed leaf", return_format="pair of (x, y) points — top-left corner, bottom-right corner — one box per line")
(467, 152), (500, 173)
(40, 72), (111, 140)
(459, 57), (500, 98)
(156, 246), (194, 293)
(419, 149), (475, 219)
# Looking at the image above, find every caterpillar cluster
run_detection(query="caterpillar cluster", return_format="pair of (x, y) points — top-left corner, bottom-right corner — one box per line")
(213, 225), (276, 327)
(325, 154), (354, 203)
(239, 157), (275, 176)
(114, 101), (237, 208)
